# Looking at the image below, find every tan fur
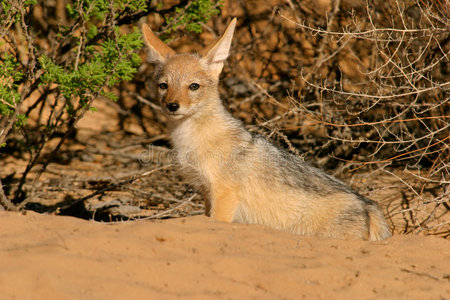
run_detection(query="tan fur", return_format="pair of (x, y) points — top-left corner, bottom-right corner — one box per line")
(142, 19), (391, 240)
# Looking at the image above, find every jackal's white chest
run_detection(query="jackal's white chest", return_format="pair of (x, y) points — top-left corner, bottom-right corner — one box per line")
(170, 116), (245, 182)
(170, 119), (213, 173)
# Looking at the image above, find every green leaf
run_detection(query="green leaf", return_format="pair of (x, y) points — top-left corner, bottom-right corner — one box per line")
(0, 53), (23, 117)
(23, 0), (37, 5)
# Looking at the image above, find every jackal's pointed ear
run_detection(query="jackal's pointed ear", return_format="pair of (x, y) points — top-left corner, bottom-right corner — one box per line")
(142, 23), (175, 64)
(200, 18), (237, 78)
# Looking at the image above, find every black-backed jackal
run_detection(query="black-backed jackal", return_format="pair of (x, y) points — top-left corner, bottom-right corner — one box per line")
(142, 18), (391, 240)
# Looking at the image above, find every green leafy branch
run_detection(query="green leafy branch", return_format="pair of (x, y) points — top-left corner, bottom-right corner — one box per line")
(162, 0), (221, 41)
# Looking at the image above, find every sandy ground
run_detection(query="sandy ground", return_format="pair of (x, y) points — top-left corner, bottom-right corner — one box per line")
(0, 211), (448, 299)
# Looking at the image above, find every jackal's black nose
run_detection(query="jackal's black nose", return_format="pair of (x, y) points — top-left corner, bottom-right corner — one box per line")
(166, 102), (180, 112)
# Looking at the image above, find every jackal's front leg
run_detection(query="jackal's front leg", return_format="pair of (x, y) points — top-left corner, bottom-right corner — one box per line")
(199, 189), (211, 217)
(209, 184), (240, 223)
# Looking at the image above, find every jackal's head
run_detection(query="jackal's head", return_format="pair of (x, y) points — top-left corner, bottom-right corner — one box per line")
(142, 18), (236, 119)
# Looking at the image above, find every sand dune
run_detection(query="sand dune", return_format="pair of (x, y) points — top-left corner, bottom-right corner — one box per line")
(1, 211), (448, 299)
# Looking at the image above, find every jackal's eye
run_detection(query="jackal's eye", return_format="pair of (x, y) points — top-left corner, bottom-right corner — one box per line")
(158, 83), (168, 90)
(189, 83), (200, 91)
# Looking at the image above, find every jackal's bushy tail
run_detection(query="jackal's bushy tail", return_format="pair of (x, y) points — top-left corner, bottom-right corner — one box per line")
(367, 204), (391, 241)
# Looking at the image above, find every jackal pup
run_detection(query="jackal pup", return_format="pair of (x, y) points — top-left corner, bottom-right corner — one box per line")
(142, 18), (391, 240)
